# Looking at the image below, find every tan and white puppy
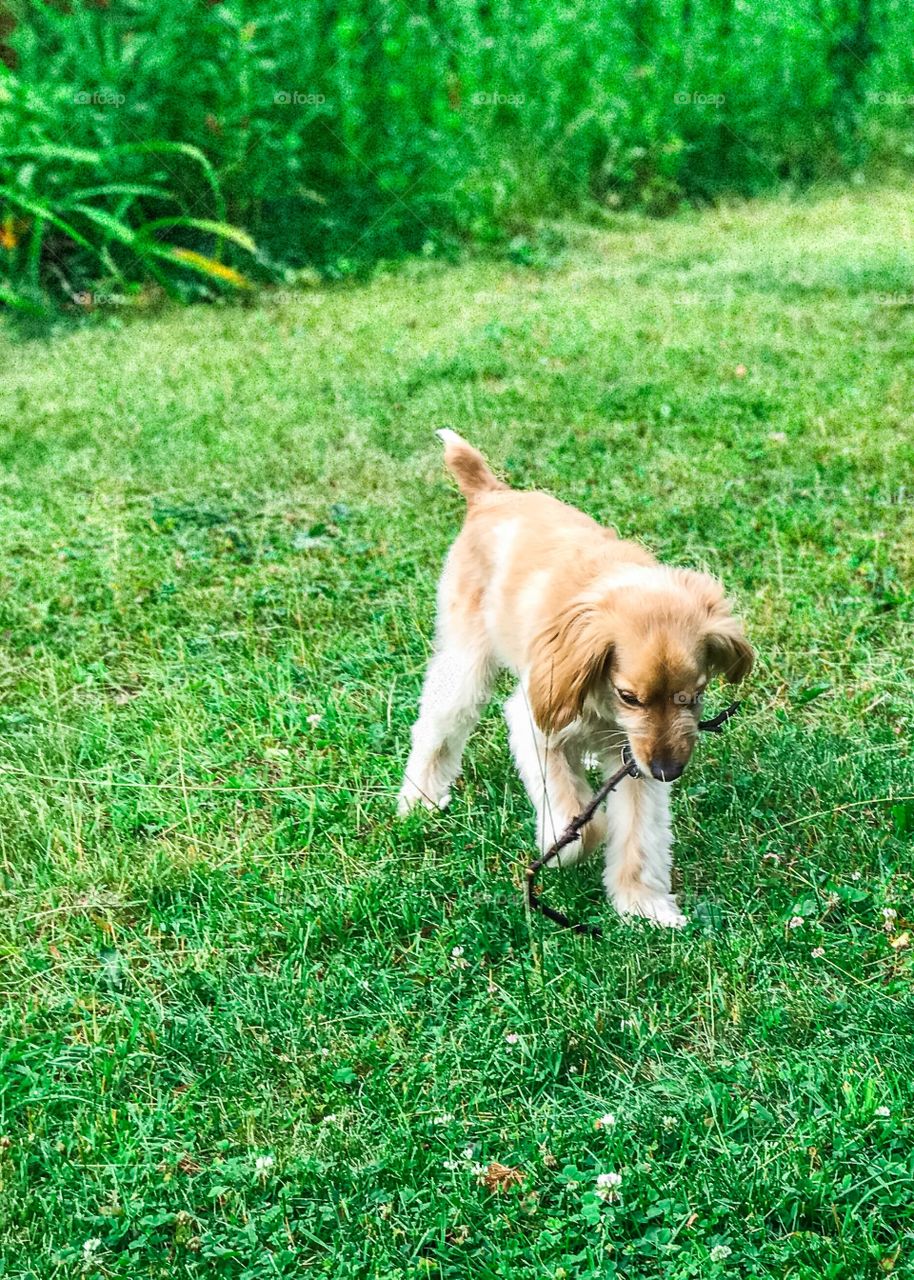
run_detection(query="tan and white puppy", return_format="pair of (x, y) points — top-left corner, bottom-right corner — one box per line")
(398, 431), (753, 927)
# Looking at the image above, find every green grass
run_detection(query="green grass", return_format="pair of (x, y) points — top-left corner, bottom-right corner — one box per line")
(1, 184), (914, 1278)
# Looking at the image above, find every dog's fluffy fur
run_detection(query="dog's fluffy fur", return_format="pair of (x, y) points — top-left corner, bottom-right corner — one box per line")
(398, 431), (753, 926)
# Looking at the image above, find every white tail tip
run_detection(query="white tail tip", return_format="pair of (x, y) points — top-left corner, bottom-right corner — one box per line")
(435, 428), (465, 448)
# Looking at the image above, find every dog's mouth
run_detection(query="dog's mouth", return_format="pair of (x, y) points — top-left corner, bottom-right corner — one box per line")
(648, 760), (685, 782)
(627, 744), (691, 782)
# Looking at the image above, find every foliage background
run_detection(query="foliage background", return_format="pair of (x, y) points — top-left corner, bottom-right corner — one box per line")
(2, 0), (914, 305)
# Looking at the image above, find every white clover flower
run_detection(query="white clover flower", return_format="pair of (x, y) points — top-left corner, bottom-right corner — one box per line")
(595, 1170), (623, 1200)
(451, 946), (464, 958)
(255, 1154), (274, 1176)
(710, 1243), (732, 1262)
(883, 908), (898, 932)
(595, 1113), (616, 1129)
(307, 713), (322, 727)
(505, 1032), (519, 1045)
(788, 916), (804, 929)
(82, 1238), (102, 1271)
(661, 1114), (679, 1130)
(433, 1113), (455, 1126)
(471, 1162), (487, 1177)
(321, 1113), (338, 1124)
(851, 870), (862, 880)
(875, 1106), (891, 1117)
(811, 947), (825, 958)
(462, 1145), (475, 1159)
(443, 1158), (461, 1171)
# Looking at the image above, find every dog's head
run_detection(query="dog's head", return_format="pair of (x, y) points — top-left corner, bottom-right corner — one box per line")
(528, 569), (753, 780)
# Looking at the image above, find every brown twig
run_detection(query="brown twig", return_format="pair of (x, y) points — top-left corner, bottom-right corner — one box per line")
(524, 701), (742, 940)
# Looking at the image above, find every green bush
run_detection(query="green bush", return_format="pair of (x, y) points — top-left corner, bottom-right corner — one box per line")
(2, 0), (913, 308)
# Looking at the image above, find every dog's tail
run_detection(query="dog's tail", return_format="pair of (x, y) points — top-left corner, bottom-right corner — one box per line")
(436, 429), (508, 501)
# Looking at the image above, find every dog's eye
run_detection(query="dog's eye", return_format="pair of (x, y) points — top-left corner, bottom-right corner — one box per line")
(616, 689), (642, 708)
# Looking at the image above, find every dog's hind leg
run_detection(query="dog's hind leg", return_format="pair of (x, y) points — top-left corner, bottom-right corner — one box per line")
(399, 537), (497, 815)
(504, 685), (605, 865)
(398, 630), (494, 816)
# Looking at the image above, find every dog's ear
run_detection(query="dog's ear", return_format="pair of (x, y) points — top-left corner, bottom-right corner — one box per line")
(528, 607), (617, 732)
(703, 595), (754, 685)
(677, 569), (754, 685)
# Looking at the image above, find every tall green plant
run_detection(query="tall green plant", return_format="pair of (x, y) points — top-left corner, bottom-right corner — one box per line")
(2, 0), (913, 308)
(0, 69), (258, 312)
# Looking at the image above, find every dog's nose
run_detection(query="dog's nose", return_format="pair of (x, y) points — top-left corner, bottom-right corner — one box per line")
(649, 758), (684, 782)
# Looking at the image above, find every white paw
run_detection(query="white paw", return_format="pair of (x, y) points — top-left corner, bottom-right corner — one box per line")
(397, 779), (451, 816)
(613, 891), (688, 929)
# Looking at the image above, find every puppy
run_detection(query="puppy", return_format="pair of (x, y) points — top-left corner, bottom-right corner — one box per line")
(398, 431), (753, 927)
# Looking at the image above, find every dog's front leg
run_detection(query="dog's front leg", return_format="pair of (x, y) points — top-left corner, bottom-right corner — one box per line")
(504, 686), (605, 865)
(602, 775), (687, 927)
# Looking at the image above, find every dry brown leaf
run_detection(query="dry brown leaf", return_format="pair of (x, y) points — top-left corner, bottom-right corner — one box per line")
(481, 1161), (524, 1193)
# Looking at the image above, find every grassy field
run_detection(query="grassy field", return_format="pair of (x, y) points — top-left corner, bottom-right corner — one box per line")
(1, 184), (913, 1278)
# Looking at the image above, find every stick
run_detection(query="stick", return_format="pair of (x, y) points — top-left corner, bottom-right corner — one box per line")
(524, 701), (742, 939)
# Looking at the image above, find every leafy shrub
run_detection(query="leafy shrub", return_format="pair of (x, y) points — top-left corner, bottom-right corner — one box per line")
(2, 0), (913, 308)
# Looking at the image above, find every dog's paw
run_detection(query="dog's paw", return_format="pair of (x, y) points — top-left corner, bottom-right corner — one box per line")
(613, 890), (688, 929)
(397, 779), (451, 816)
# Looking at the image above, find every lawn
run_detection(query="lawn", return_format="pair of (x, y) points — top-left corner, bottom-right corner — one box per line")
(1, 184), (913, 1279)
